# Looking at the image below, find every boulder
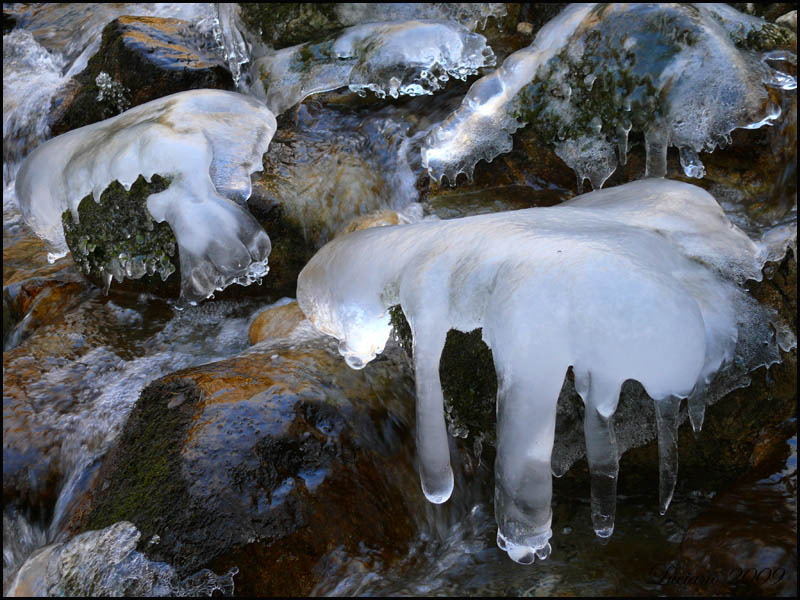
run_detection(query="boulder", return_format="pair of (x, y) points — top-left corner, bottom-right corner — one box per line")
(75, 337), (422, 596)
(51, 15), (233, 136)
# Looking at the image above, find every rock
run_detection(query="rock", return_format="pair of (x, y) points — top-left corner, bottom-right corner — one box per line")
(776, 10), (797, 30)
(50, 16), (233, 136)
(76, 337), (422, 596)
(337, 210), (402, 235)
(667, 422), (796, 596)
(248, 300), (305, 344)
(247, 103), (418, 296)
(238, 3), (516, 51)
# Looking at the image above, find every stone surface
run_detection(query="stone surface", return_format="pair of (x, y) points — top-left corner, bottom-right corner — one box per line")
(76, 337), (422, 596)
(248, 300), (305, 345)
(51, 15), (233, 136)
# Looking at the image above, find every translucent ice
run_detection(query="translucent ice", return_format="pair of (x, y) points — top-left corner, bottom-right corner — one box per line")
(422, 3), (797, 188)
(296, 179), (790, 564)
(15, 89), (276, 304)
(250, 20), (495, 115)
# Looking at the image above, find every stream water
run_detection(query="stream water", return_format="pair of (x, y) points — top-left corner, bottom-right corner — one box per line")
(3, 3), (797, 597)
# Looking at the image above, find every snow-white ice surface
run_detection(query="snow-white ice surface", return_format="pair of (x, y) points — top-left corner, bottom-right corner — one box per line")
(15, 89), (277, 304)
(296, 179), (793, 564)
(422, 3), (797, 188)
(250, 20), (495, 115)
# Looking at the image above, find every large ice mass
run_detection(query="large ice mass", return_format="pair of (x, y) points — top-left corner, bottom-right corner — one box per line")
(421, 3), (797, 189)
(297, 179), (794, 564)
(250, 20), (496, 115)
(15, 89), (276, 304)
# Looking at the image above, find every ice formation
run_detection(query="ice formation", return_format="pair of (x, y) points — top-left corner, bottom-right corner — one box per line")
(422, 3), (797, 189)
(15, 89), (276, 304)
(250, 20), (496, 115)
(297, 179), (793, 564)
(6, 521), (237, 597)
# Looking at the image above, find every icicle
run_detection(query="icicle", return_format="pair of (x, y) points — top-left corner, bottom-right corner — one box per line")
(576, 371), (621, 538)
(644, 121), (669, 178)
(678, 147), (706, 179)
(411, 320), (453, 504)
(654, 396), (682, 515)
(687, 383), (707, 433)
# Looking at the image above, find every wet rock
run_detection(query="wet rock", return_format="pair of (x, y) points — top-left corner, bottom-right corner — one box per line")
(3, 291), (177, 524)
(77, 337), (422, 596)
(667, 423), (796, 596)
(51, 16), (233, 136)
(248, 103), (417, 296)
(248, 300), (305, 344)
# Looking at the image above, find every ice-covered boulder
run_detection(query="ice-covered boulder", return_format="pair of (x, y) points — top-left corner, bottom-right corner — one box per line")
(15, 89), (276, 304)
(422, 3), (797, 190)
(296, 179), (794, 564)
(250, 20), (496, 115)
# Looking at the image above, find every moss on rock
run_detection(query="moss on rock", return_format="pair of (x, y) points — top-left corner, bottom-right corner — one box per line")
(62, 174), (180, 296)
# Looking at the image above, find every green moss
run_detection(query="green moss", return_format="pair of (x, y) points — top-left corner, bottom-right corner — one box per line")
(734, 22), (796, 51)
(62, 175), (179, 293)
(85, 380), (200, 547)
(239, 3), (341, 49)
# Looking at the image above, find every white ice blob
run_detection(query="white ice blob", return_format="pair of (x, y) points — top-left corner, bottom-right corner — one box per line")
(296, 179), (792, 564)
(250, 20), (495, 115)
(15, 89), (276, 303)
(422, 3), (796, 188)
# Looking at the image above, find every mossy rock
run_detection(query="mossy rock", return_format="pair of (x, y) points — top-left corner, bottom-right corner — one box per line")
(76, 339), (421, 595)
(62, 174), (181, 297)
(239, 3), (342, 50)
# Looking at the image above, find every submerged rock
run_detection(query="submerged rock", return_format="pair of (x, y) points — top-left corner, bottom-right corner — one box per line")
(248, 299), (305, 344)
(51, 16), (234, 136)
(77, 337), (421, 596)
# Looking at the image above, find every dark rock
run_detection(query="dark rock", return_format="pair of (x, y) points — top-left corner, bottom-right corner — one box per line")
(50, 16), (233, 136)
(76, 338), (422, 596)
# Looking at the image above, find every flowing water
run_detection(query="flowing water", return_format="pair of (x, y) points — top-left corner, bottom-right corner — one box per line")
(3, 3), (797, 597)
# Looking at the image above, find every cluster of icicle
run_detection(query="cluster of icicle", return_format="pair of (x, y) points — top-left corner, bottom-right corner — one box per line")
(250, 20), (496, 115)
(297, 179), (796, 564)
(422, 3), (797, 190)
(15, 89), (276, 304)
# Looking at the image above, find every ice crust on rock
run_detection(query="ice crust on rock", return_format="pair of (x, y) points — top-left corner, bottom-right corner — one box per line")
(6, 521), (237, 597)
(421, 3), (797, 188)
(15, 89), (276, 304)
(296, 179), (792, 564)
(250, 20), (496, 115)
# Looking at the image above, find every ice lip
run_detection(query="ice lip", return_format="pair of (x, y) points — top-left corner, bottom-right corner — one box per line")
(15, 89), (277, 303)
(249, 20), (495, 115)
(296, 178), (791, 564)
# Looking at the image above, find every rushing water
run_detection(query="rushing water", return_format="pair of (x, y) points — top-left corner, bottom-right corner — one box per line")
(3, 3), (797, 597)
